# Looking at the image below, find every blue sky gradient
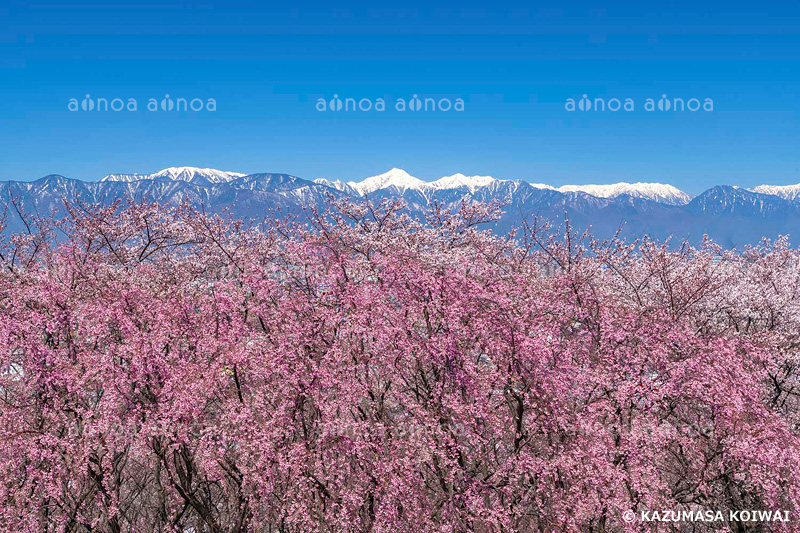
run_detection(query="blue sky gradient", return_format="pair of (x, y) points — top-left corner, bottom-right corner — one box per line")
(2, 2), (800, 193)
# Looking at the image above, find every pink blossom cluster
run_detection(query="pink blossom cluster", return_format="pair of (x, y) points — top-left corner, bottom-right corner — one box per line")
(1, 199), (799, 532)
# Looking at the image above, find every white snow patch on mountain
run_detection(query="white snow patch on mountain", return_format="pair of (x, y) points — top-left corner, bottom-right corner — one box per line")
(100, 173), (151, 183)
(335, 169), (497, 196)
(429, 173), (496, 193)
(313, 178), (357, 195)
(347, 168), (428, 195)
(751, 183), (800, 201)
(102, 167), (246, 184)
(556, 182), (693, 206)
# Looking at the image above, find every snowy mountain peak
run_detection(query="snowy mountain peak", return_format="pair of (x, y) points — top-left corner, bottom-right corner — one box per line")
(751, 183), (800, 201)
(430, 173), (496, 193)
(348, 168), (427, 195)
(555, 182), (693, 206)
(101, 166), (246, 184)
(341, 169), (500, 196)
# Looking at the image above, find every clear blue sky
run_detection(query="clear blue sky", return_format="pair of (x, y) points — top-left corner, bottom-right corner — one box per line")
(2, 1), (800, 194)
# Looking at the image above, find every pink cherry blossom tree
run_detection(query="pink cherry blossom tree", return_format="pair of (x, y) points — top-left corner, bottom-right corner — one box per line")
(1, 198), (799, 532)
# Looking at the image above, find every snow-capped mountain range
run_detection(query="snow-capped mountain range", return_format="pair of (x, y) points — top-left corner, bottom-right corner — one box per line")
(95, 166), (788, 207)
(97, 166), (700, 206)
(314, 167), (694, 205)
(4, 166), (800, 248)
